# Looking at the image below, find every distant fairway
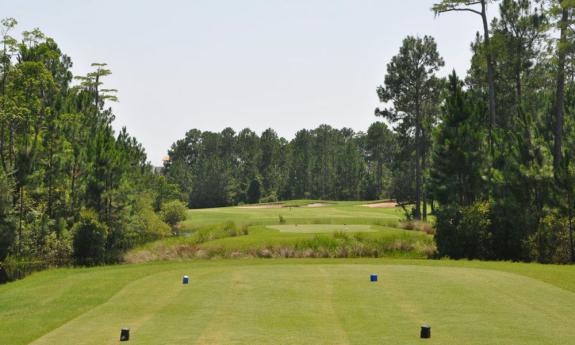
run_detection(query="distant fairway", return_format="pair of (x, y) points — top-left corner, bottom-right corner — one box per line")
(3, 259), (575, 345)
(268, 224), (376, 233)
(182, 200), (404, 228)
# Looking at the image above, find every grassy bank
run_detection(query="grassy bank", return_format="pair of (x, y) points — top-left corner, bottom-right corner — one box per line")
(126, 201), (433, 262)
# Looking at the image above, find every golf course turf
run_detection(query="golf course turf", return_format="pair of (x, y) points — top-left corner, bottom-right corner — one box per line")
(268, 224), (376, 233)
(2, 201), (575, 344)
(1, 259), (575, 345)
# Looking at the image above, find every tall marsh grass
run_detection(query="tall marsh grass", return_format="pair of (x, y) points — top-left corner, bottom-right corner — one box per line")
(125, 224), (436, 263)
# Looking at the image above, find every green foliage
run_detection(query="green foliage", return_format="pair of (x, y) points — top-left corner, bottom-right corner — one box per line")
(260, 192), (279, 204)
(160, 200), (187, 227)
(72, 210), (108, 265)
(0, 21), (178, 265)
(0, 173), (15, 260)
(246, 178), (262, 204)
(435, 202), (493, 259)
(431, 72), (486, 207)
(166, 125), (397, 208)
(376, 35), (444, 220)
(0, 219), (16, 261)
(127, 196), (171, 245)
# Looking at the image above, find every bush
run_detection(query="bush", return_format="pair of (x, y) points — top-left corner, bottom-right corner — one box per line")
(72, 210), (108, 265)
(161, 200), (188, 227)
(260, 192), (279, 204)
(40, 230), (72, 265)
(435, 201), (493, 260)
(129, 208), (171, 243)
(0, 218), (16, 261)
(525, 210), (572, 263)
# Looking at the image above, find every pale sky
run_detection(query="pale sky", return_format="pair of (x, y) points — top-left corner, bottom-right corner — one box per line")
(1, 0), (495, 165)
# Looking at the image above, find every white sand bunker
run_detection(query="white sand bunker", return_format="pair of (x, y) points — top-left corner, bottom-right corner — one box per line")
(361, 202), (397, 208)
(305, 203), (331, 208)
(237, 202), (332, 209)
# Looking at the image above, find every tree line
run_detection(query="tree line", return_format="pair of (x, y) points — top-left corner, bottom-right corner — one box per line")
(164, 124), (397, 208)
(0, 19), (184, 266)
(376, 0), (575, 263)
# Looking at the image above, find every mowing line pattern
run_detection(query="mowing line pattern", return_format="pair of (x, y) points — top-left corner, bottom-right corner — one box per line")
(3, 261), (575, 344)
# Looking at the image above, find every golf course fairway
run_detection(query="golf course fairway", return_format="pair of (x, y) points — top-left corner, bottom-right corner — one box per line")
(2, 259), (575, 345)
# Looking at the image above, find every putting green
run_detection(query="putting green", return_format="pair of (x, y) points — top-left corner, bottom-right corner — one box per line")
(268, 224), (375, 233)
(5, 261), (574, 345)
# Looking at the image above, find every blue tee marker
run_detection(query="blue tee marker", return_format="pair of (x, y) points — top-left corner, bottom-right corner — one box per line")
(370, 274), (378, 282)
(183, 275), (189, 285)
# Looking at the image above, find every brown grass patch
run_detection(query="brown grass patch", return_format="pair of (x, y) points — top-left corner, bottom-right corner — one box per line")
(399, 221), (435, 235)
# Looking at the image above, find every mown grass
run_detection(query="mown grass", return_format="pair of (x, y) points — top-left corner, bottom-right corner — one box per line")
(181, 200), (404, 228)
(268, 224), (375, 233)
(2, 259), (575, 345)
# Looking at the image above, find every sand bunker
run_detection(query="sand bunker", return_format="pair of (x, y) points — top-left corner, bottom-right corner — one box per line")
(237, 202), (331, 209)
(361, 202), (397, 208)
(305, 203), (330, 208)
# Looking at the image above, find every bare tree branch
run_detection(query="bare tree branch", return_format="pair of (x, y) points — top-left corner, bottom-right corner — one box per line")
(437, 7), (482, 16)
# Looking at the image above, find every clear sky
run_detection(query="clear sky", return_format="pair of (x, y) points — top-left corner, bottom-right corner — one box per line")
(1, 0), (494, 165)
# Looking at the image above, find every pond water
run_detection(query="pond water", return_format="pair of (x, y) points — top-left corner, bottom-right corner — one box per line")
(0, 261), (49, 284)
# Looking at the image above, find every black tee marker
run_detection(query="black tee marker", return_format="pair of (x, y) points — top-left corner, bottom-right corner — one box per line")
(120, 328), (130, 341)
(420, 325), (431, 339)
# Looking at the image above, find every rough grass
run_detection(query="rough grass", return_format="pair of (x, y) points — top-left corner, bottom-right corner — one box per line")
(125, 224), (435, 263)
(3, 259), (575, 345)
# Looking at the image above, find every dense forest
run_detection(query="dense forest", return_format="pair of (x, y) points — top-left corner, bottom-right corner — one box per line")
(164, 124), (396, 208)
(0, 19), (183, 266)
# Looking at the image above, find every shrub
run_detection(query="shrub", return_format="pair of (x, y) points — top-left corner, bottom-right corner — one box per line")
(435, 201), (493, 260)
(72, 210), (108, 265)
(161, 200), (188, 227)
(129, 208), (171, 243)
(40, 230), (72, 265)
(0, 218), (16, 261)
(525, 210), (572, 263)
(260, 192), (279, 203)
